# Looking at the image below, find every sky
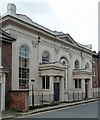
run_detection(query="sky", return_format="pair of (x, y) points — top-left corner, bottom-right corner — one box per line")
(0, 0), (99, 52)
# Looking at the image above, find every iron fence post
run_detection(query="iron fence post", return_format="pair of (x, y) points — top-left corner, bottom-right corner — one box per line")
(73, 92), (74, 101)
(68, 92), (69, 102)
(82, 92), (83, 100)
(78, 92), (79, 100)
(93, 90), (94, 98)
(42, 93), (43, 104)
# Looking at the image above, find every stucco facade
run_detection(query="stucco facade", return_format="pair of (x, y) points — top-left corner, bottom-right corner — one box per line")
(1, 4), (94, 110)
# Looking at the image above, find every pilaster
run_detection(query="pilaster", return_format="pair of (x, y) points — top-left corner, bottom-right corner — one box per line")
(60, 77), (64, 101)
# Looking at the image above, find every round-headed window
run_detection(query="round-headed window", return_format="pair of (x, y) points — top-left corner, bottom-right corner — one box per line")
(19, 45), (29, 89)
(85, 63), (89, 69)
(75, 60), (79, 69)
(42, 51), (50, 63)
(60, 57), (68, 66)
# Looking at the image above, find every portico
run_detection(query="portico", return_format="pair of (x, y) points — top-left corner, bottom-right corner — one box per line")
(73, 69), (92, 98)
(39, 63), (65, 101)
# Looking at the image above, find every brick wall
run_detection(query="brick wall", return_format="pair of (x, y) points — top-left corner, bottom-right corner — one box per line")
(2, 41), (12, 109)
(92, 56), (98, 88)
(10, 91), (29, 111)
(98, 54), (100, 88)
(92, 52), (100, 89)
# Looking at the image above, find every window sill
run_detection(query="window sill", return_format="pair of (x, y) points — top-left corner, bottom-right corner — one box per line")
(75, 88), (82, 89)
(42, 89), (50, 90)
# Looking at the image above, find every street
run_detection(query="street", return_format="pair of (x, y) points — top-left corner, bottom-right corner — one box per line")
(14, 101), (98, 119)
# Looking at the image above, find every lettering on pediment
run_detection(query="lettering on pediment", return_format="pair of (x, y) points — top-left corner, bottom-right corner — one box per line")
(54, 45), (60, 54)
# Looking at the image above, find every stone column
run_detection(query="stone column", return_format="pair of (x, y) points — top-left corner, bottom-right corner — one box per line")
(82, 79), (85, 92)
(50, 76), (54, 102)
(82, 79), (85, 99)
(60, 77), (64, 101)
(65, 69), (68, 89)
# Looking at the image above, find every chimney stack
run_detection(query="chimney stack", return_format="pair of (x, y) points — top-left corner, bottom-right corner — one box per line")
(7, 3), (16, 15)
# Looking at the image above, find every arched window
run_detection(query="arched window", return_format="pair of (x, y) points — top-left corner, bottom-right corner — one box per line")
(93, 81), (96, 88)
(60, 57), (68, 89)
(75, 60), (79, 69)
(42, 51), (50, 63)
(85, 63), (89, 69)
(19, 45), (29, 89)
(60, 57), (68, 66)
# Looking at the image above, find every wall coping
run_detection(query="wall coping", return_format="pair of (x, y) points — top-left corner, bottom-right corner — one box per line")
(9, 90), (30, 92)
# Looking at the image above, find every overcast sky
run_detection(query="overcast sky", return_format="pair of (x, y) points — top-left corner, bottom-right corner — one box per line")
(0, 0), (99, 52)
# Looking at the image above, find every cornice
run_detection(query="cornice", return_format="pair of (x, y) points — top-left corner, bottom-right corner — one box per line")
(1, 15), (94, 55)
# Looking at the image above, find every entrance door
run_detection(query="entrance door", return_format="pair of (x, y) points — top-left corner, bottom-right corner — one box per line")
(54, 83), (60, 101)
(0, 83), (1, 110)
(85, 80), (88, 98)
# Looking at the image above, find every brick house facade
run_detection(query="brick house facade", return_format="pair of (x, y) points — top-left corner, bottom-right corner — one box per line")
(0, 29), (15, 110)
(92, 52), (100, 89)
(2, 40), (12, 109)
(97, 52), (100, 88)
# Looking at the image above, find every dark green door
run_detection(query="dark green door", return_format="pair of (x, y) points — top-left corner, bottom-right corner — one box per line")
(54, 83), (60, 101)
(85, 80), (88, 98)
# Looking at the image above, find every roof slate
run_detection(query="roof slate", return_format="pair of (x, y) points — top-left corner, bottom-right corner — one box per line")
(0, 29), (16, 42)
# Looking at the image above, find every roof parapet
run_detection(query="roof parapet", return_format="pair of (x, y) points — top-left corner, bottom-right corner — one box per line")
(2, 3), (93, 52)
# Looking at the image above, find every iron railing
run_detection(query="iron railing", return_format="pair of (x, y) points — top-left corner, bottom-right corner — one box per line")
(29, 91), (100, 106)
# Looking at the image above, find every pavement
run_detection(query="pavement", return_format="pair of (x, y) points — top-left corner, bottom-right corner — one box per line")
(2, 98), (99, 120)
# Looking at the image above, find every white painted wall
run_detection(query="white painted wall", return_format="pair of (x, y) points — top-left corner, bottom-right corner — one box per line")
(1, 3), (93, 102)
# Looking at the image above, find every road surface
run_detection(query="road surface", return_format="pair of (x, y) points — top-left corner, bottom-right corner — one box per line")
(15, 101), (99, 119)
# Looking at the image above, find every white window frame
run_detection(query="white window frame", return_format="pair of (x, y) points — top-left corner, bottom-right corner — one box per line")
(19, 45), (29, 89)
(74, 79), (81, 89)
(42, 76), (50, 89)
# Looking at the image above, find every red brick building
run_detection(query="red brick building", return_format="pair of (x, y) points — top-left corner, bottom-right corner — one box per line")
(92, 52), (100, 89)
(0, 29), (16, 110)
(97, 52), (100, 88)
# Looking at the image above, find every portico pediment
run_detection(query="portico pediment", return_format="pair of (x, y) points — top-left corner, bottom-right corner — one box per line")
(57, 34), (78, 46)
(39, 63), (66, 77)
